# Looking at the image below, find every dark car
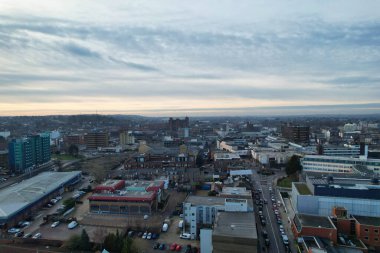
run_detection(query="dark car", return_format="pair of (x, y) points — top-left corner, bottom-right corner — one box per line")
(137, 231), (143, 237)
(159, 243), (166, 250)
(15, 231), (24, 237)
(152, 233), (159, 239)
(262, 230), (268, 238)
(265, 239), (270, 247)
(185, 244), (192, 253)
(153, 242), (160, 249)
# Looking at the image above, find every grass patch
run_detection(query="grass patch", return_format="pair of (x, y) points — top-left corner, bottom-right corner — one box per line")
(295, 183), (312, 195)
(52, 154), (83, 160)
(277, 177), (296, 188)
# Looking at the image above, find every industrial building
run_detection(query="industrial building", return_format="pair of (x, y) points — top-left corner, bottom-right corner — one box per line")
(0, 171), (81, 227)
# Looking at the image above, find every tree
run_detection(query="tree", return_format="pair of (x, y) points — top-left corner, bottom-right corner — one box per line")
(68, 144), (79, 157)
(67, 234), (81, 250)
(285, 155), (302, 176)
(80, 229), (91, 251)
(196, 152), (204, 168)
(103, 233), (117, 252)
(121, 237), (133, 253)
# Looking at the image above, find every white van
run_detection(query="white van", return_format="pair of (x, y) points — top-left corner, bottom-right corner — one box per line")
(178, 220), (184, 228)
(162, 223), (169, 232)
(180, 233), (191, 239)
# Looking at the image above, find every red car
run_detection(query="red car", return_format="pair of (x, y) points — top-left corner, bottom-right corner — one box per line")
(170, 243), (178, 251)
(175, 245), (182, 251)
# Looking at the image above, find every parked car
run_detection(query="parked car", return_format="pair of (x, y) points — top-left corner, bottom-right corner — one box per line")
(180, 233), (191, 239)
(137, 231), (143, 237)
(147, 233), (152, 240)
(68, 221), (78, 229)
(159, 243), (166, 250)
(170, 243), (178, 251)
(151, 233), (159, 239)
(153, 242), (160, 249)
(142, 232), (148, 239)
(265, 238), (270, 246)
(175, 244), (182, 251)
(14, 231), (24, 237)
(128, 231), (135, 238)
(51, 221), (60, 228)
(32, 233), (42, 239)
(7, 228), (20, 234)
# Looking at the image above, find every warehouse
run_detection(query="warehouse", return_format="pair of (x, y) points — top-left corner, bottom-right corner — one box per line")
(0, 171), (81, 228)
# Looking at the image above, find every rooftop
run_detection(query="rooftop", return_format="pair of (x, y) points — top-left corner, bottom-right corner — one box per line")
(0, 171), (81, 219)
(185, 195), (226, 206)
(213, 212), (257, 239)
(221, 187), (251, 197)
(354, 215), (380, 227)
(295, 183), (312, 195)
(294, 214), (335, 229)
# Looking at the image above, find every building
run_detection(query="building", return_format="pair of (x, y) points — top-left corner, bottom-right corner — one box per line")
(301, 155), (380, 174)
(64, 134), (84, 147)
(8, 138), (33, 174)
(281, 124), (310, 144)
(353, 215), (380, 250)
(317, 144), (362, 157)
(88, 180), (165, 215)
(84, 131), (109, 149)
(120, 131), (135, 146)
(28, 133), (51, 166)
(0, 150), (8, 171)
(291, 182), (380, 218)
(183, 195), (253, 238)
(168, 117), (189, 131)
(292, 214), (337, 244)
(0, 171), (81, 227)
(8, 134), (51, 174)
(212, 212), (258, 253)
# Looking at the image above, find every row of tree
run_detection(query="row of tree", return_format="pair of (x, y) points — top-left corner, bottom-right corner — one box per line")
(67, 229), (136, 253)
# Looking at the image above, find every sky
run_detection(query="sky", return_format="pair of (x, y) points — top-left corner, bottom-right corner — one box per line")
(0, 0), (380, 116)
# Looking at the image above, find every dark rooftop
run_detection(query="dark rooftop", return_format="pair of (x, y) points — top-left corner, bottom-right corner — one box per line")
(294, 214), (335, 230)
(354, 215), (380, 227)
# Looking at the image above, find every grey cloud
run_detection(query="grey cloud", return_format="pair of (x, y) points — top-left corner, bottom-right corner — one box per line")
(62, 42), (100, 58)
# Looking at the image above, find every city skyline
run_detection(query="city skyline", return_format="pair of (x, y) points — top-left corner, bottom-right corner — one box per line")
(1, 1), (380, 116)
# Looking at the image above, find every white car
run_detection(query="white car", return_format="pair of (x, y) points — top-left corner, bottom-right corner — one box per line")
(51, 221), (60, 228)
(147, 233), (152, 240)
(68, 221), (78, 229)
(142, 232), (147, 239)
(32, 233), (42, 239)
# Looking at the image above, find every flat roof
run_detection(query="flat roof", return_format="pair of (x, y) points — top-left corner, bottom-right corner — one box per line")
(295, 183), (312, 195)
(295, 214), (335, 229)
(89, 190), (155, 202)
(354, 215), (380, 226)
(185, 196), (226, 206)
(221, 187), (251, 196)
(0, 171), (81, 219)
(213, 212), (257, 239)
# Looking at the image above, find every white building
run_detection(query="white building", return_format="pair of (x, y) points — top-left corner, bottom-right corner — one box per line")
(183, 195), (252, 238)
(301, 155), (380, 174)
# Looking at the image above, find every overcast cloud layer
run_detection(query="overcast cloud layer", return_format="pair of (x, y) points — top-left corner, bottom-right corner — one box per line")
(0, 0), (380, 116)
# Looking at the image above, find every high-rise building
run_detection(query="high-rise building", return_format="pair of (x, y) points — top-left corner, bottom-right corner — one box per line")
(8, 133), (51, 174)
(281, 123), (310, 144)
(168, 117), (189, 131)
(84, 131), (109, 149)
(120, 131), (135, 146)
(8, 138), (33, 173)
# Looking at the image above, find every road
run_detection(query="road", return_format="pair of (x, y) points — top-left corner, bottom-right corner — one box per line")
(251, 170), (290, 253)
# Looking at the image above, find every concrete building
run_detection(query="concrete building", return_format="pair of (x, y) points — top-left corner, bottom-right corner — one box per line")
(120, 131), (135, 146)
(0, 171), (81, 227)
(88, 180), (165, 215)
(84, 131), (109, 149)
(212, 212), (258, 253)
(183, 195), (253, 238)
(301, 155), (380, 174)
(317, 144), (361, 157)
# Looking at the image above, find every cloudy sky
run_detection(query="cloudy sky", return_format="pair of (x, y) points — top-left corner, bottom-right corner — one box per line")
(1, 0), (380, 116)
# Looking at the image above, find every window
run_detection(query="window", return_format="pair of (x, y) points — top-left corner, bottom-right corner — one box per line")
(375, 229), (379, 233)
(364, 237), (369, 240)
(375, 238), (379, 241)
(365, 228), (369, 232)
